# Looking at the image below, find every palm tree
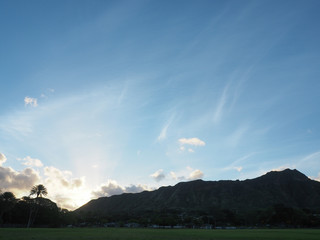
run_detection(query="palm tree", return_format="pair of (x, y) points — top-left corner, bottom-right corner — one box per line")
(30, 184), (48, 198)
(27, 184), (48, 228)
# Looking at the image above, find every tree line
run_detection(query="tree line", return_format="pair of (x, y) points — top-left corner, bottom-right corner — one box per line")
(0, 184), (73, 227)
(1, 185), (320, 228)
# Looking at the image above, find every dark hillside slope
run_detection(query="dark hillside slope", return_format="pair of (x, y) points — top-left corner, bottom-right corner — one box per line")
(76, 169), (320, 216)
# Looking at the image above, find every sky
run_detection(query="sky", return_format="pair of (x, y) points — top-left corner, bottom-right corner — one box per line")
(1, 0), (320, 210)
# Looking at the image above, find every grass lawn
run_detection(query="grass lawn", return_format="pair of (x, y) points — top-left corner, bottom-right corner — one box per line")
(0, 228), (319, 240)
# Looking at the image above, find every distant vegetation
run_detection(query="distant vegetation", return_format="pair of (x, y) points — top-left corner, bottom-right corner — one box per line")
(0, 184), (73, 227)
(1, 169), (320, 228)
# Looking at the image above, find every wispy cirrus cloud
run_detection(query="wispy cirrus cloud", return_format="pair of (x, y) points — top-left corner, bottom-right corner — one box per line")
(222, 153), (256, 173)
(213, 84), (229, 123)
(233, 166), (243, 172)
(157, 114), (175, 141)
(272, 151), (320, 173)
(225, 125), (248, 147)
(299, 151), (320, 166)
(222, 165), (244, 173)
(157, 123), (170, 141)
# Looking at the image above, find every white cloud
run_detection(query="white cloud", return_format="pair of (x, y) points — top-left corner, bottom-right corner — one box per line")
(189, 169), (204, 180)
(0, 166), (41, 194)
(0, 155), (90, 210)
(125, 184), (150, 193)
(170, 171), (186, 181)
(178, 138), (206, 146)
(44, 166), (85, 189)
(178, 138), (205, 153)
(92, 180), (124, 197)
(150, 169), (166, 182)
(92, 180), (150, 198)
(24, 96), (38, 107)
(51, 195), (75, 210)
(19, 156), (43, 167)
(43, 166), (89, 210)
(170, 171), (178, 180)
(170, 167), (204, 181)
(0, 153), (7, 166)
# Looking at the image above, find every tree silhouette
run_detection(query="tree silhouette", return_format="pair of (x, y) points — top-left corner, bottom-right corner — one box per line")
(0, 191), (16, 224)
(30, 184), (48, 198)
(27, 184), (48, 228)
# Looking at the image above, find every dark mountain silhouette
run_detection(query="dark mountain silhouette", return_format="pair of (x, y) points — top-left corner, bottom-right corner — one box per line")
(76, 169), (320, 217)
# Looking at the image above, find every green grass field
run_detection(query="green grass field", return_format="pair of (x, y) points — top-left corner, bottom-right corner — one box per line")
(0, 228), (319, 240)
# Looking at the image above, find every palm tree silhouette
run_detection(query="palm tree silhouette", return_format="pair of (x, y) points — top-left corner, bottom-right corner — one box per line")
(27, 184), (48, 228)
(30, 184), (48, 198)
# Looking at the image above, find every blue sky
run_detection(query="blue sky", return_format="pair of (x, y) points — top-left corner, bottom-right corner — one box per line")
(1, 0), (320, 209)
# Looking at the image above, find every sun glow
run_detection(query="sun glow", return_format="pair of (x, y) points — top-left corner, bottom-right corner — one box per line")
(53, 189), (92, 211)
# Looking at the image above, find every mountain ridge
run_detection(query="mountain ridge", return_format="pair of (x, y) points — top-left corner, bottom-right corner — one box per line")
(76, 169), (320, 217)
